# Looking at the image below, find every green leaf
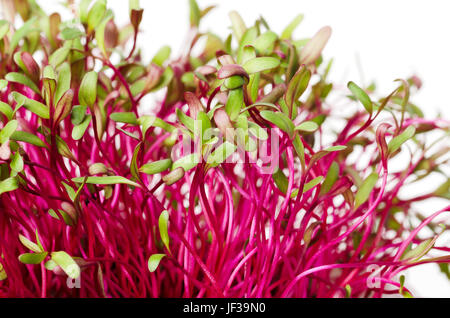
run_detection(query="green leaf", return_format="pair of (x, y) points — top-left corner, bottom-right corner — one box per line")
(55, 62), (72, 104)
(72, 115), (92, 140)
(18, 252), (48, 264)
(71, 105), (87, 125)
(260, 111), (294, 137)
(242, 57), (280, 74)
(172, 153), (200, 172)
(401, 237), (437, 263)
(10, 151), (23, 173)
(51, 251), (80, 279)
(207, 141), (236, 167)
(0, 177), (18, 195)
(388, 126), (416, 154)
(61, 27), (84, 40)
(35, 229), (44, 252)
(5, 72), (40, 95)
(158, 210), (170, 252)
(10, 17), (37, 54)
(0, 120), (18, 144)
(303, 176), (324, 193)
(281, 14), (304, 40)
(253, 31), (277, 54)
(285, 65), (311, 116)
(19, 234), (42, 253)
(229, 11), (246, 42)
(348, 81), (373, 114)
(354, 172), (378, 209)
(176, 109), (195, 132)
(110, 112), (138, 125)
(189, 0), (201, 27)
(248, 122), (268, 140)
(139, 159), (172, 175)
(79, 71), (98, 108)
(72, 175), (141, 188)
(49, 46), (71, 69)
(224, 76), (245, 90)
(11, 131), (47, 148)
(79, 0), (93, 24)
(320, 161), (339, 195)
(152, 46), (171, 66)
(0, 20), (9, 39)
(273, 169), (288, 194)
(95, 10), (114, 58)
(148, 253), (165, 272)
(0, 102), (13, 120)
(12, 92), (49, 119)
(295, 121), (318, 133)
(0, 262), (6, 281)
(225, 88), (243, 121)
(0, 79), (7, 90)
(44, 259), (57, 271)
(325, 145), (347, 152)
(87, 0), (107, 33)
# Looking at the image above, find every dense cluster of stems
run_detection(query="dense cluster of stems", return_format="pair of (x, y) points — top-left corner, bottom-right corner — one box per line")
(0, 0), (448, 298)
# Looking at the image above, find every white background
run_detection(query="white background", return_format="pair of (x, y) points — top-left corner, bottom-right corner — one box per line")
(15, 0), (450, 297)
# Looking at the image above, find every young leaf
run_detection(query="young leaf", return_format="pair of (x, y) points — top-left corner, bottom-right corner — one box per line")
(87, 0), (107, 33)
(0, 120), (18, 144)
(18, 252), (48, 264)
(79, 71), (98, 108)
(15, 93), (50, 119)
(303, 176), (324, 193)
(348, 81), (373, 114)
(172, 153), (200, 172)
(110, 112), (138, 125)
(152, 46), (171, 66)
(50, 251), (80, 279)
(54, 89), (74, 128)
(139, 159), (172, 175)
(225, 88), (244, 121)
(158, 210), (170, 252)
(72, 113), (92, 141)
(10, 131), (47, 148)
(354, 172), (378, 209)
(253, 31), (277, 54)
(71, 105), (87, 125)
(401, 237), (438, 263)
(5, 72), (40, 95)
(49, 46), (71, 69)
(300, 26), (332, 65)
(0, 102), (13, 120)
(10, 151), (24, 173)
(148, 253), (166, 272)
(295, 121), (318, 133)
(388, 126), (416, 154)
(281, 14), (304, 40)
(10, 17), (38, 54)
(189, 0), (201, 27)
(242, 57), (280, 74)
(320, 161), (339, 195)
(260, 110), (294, 137)
(95, 10), (114, 58)
(285, 65), (311, 116)
(19, 235), (42, 253)
(273, 169), (288, 194)
(207, 141), (237, 167)
(229, 11), (246, 42)
(55, 62), (72, 104)
(0, 176), (18, 195)
(72, 176), (141, 188)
